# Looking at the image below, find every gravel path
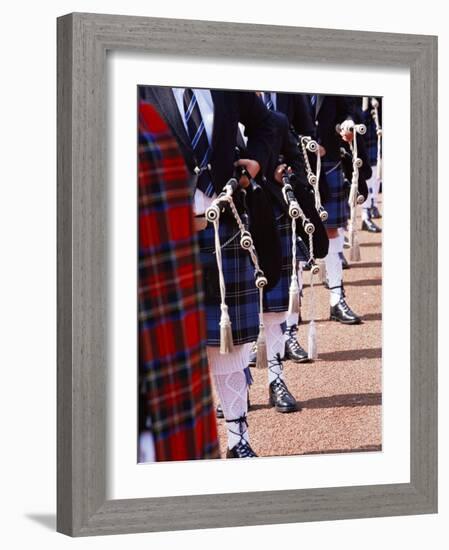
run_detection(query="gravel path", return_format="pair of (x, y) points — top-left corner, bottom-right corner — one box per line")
(216, 208), (382, 458)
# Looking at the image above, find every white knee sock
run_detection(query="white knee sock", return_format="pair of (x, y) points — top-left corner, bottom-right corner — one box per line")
(208, 345), (249, 449)
(372, 170), (381, 205)
(325, 236), (343, 306)
(337, 229), (346, 253)
(362, 170), (377, 215)
(263, 312), (286, 384)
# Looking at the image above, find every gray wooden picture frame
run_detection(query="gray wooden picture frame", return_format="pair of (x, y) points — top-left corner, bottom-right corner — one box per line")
(57, 12), (438, 537)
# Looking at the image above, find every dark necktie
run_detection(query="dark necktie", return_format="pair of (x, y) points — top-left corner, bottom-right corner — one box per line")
(264, 92), (274, 111)
(309, 94), (318, 120)
(183, 88), (214, 197)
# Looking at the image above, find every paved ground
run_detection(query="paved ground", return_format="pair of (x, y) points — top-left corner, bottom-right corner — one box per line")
(216, 207), (382, 458)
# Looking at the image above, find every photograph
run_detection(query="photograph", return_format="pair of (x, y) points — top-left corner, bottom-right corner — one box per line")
(52, 9), (437, 538)
(138, 86), (383, 461)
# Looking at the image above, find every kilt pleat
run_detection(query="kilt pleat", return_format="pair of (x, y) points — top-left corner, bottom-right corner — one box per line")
(322, 161), (349, 228)
(197, 219), (260, 346)
(264, 206), (309, 313)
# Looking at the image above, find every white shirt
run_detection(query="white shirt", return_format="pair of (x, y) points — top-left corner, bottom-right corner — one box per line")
(172, 87), (217, 215)
(262, 91), (277, 110)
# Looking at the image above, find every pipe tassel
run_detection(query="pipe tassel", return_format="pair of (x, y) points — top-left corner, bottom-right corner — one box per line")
(308, 320), (318, 360)
(349, 228), (361, 262)
(287, 275), (301, 316)
(219, 304), (234, 354)
(255, 324), (268, 370)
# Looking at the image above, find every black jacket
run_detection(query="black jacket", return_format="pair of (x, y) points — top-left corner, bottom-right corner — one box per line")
(275, 92), (316, 137)
(275, 93), (330, 203)
(307, 94), (354, 163)
(262, 111), (329, 259)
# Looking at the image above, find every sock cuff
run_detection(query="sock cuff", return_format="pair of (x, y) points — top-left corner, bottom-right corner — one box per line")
(207, 344), (248, 375)
(328, 236), (342, 255)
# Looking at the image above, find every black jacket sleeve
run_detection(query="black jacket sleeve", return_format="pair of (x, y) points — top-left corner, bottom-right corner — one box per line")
(291, 94), (316, 138)
(245, 184), (282, 290)
(237, 92), (275, 175)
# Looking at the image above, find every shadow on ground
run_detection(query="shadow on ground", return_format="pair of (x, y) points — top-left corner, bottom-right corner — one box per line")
(301, 392), (382, 409)
(344, 278), (382, 287)
(318, 347), (382, 362)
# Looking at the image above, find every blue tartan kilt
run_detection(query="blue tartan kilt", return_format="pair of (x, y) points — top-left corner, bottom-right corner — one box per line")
(264, 207), (309, 313)
(322, 160), (349, 229)
(197, 219), (260, 346)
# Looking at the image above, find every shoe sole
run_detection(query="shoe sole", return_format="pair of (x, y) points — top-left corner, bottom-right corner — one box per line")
(361, 226), (382, 233)
(268, 399), (301, 413)
(283, 355), (311, 364)
(330, 315), (362, 325)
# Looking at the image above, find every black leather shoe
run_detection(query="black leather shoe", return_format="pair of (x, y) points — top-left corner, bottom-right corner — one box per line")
(339, 251), (349, 269)
(284, 328), (310, 363)
(269, 378), (300, 413)
(370, 205), (382, 219)
(361, 219), (382, 233)
(330, 298), (362, 324)
(247, 342), (257, 368)
(226, 440), (258, 458)
(216, 403), (224, 419)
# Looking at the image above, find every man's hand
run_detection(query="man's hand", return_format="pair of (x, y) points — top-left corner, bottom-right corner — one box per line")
(339, 119), (354, 143)
(318, 144), (327, 157)
(274, 163), (290, 184)
(340, 130), (353, 143)
(234, 158), (261, 188)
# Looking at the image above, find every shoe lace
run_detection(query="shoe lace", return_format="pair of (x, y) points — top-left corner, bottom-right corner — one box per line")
(232, 439), (257, 458)
(285, 324), (298, 337)
(268, 353), (284, 384)
(287, 337), (305, 354)
(225, 415), (257, 457)
(272, 378), (290, 400)
(329, 284), (346, 300)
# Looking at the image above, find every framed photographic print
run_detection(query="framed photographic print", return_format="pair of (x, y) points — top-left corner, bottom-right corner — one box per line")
(57, 12), (437, 536)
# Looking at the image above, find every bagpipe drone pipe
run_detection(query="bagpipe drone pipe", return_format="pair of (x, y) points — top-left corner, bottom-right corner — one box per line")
(339, 134), (371, 202)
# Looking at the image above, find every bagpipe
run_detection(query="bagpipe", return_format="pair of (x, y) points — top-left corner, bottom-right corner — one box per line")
(336, 121), (367, 261)
(205, 164), (270, 368)
(299, 136), (329, 223)
(339, 143), (369, 206)
(278, 160), (320, 360)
